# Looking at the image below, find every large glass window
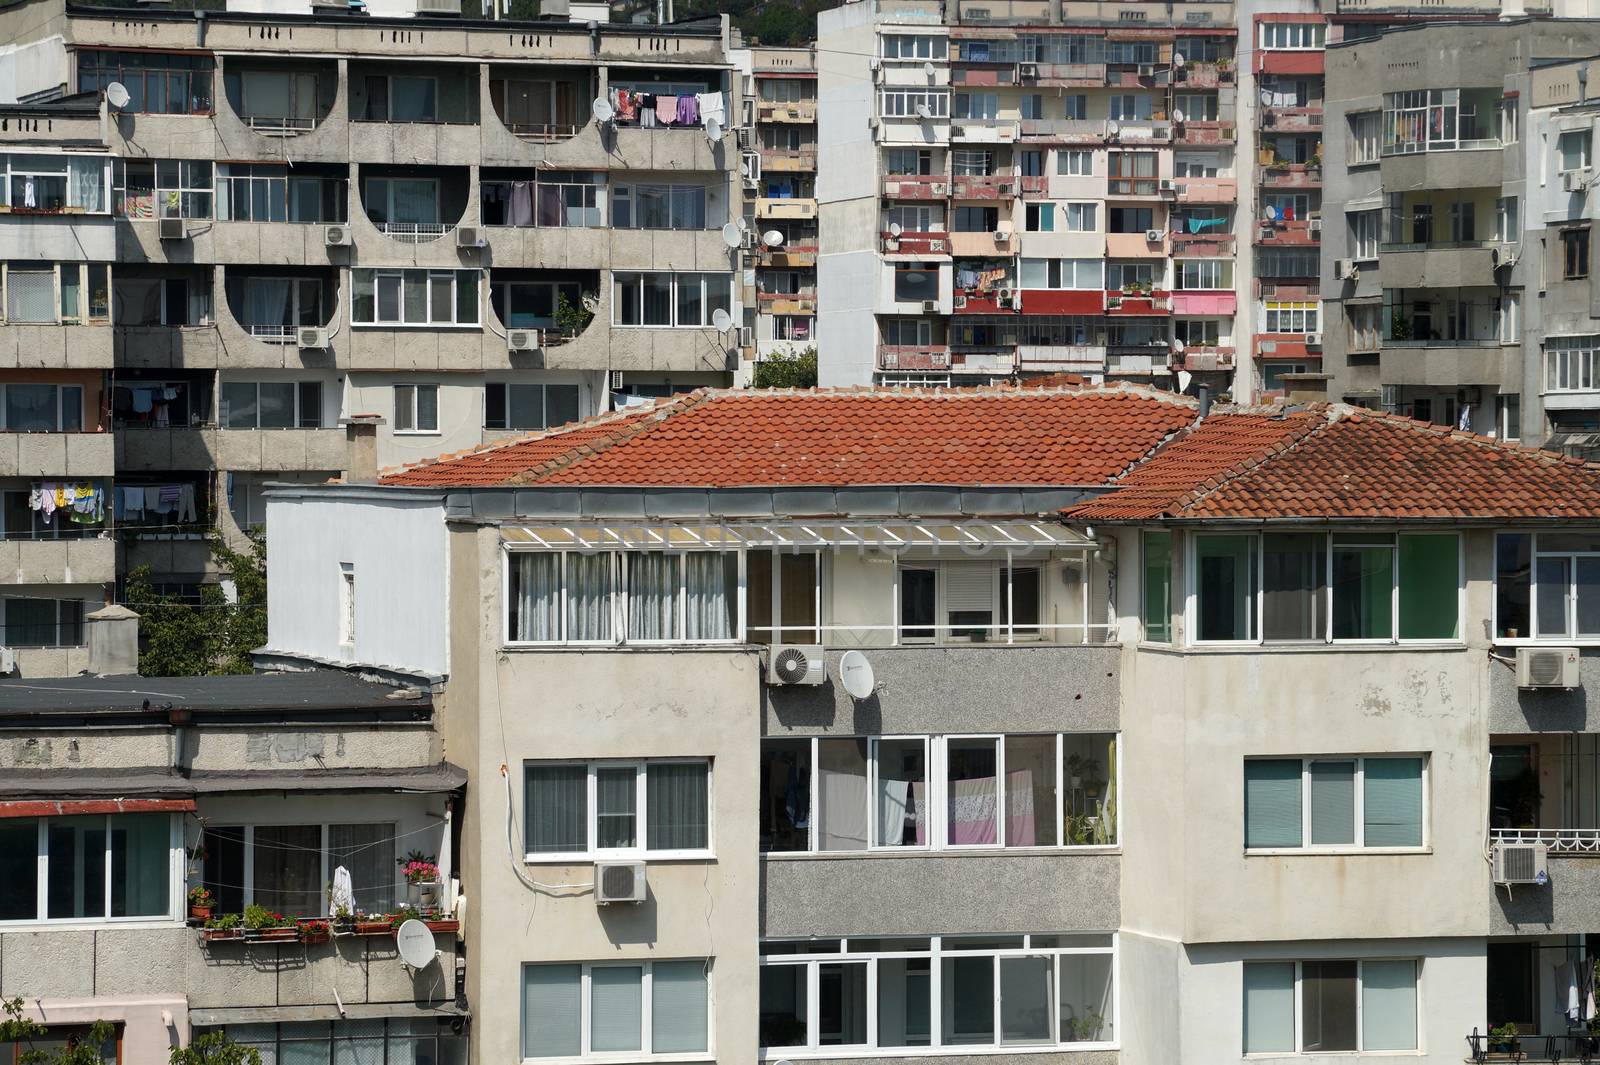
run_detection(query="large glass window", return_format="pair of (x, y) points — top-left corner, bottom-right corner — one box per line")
(202, 822), (395, 917)
(611, 183), (717, 230)
(0, 814), (173, 923)
(612, 273), (731, 327)
(3, 153), (111, 214)
(485, 382), (581, 431)
(210, 1020), (463, 1065)
(1496, 531), (1600, 639)
(524, 761), (710, 859)
(1142, 531), (1173, 642)
(1244, 757), (1426, 851)
(761, 935), (1115, 1051)
(220, 381), (323, 429)
(523, 960), (709, 1058)
(507, 550), (738, 645)
(352, 270), (478, 326)
(3, 598), (85, 647)
(76, 50), (213, 114)
(1243, 960), (1418, 1053)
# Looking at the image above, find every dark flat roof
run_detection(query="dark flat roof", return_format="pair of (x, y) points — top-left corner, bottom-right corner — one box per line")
(0, 763), (468, 798)
(0, 670), (432, 725)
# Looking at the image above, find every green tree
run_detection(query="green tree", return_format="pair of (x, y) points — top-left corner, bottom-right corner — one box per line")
(169, 1032), (263, 1065)
(1, 999), (116, 1065)
(124, 528), (267, 677)
(752, 346), (818, 388)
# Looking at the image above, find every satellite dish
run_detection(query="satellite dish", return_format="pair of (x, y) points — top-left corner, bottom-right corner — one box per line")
(591, 96), (615, 124)
(1177, 370), (1194, 393)
(762, 229), (785, 247)
(705, 116), (723, 142)
(721, 222), (743, 248)
(1173, 52), (1186, 67)
(739, 160), (751, 177)
(711, 307), (734, 333)
(839, 651), (876, 700)
(915, 103), (933, 120)
(581, 294), (600, 313)
(1173, 108), (1185, 124)
(1173, 337), (1186, 353)
(923, 60), (936, 78)
(106, 82), (130, 110)
(888, 221), (903, 237)
(1106, 120), (1120, 135)
(1263, 205), (1279, 222)
(395, 920), (437, 969)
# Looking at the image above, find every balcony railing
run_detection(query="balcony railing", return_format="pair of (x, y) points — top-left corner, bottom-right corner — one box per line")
(1466, 1029), (1600, 1063)
(878, 344), (951, 370)
(1491, 827), (1600, 854)
(951, 174), (1019, 199)
(503, 121), (582, 141)
(243, 115), (317, 133)
(374, 221), (456, 243)
(247, 324), (297, 342)
(1176, 177), (1237, 203)
(882, 175), (950, 199)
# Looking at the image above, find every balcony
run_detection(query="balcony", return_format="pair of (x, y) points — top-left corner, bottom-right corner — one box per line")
(116, 427), (348, 473)
(0, 432), (114, 478)
(760, 148), (818, 173)
(757, 291), (818, 315)
(1178, 347), (1236, 373)
(951, 174), (1020, 200)
(881, 231), (951, 256)
(950, 230), (1016, 256)
(756, 244), (818, 268)
(1258, 162), (1322, 189)
(757, 101), (816, 124)
(1176, 177), (1236, 204)
(755, 198), (817, 220)
(1377, 241), (1502, 289)
(1171, 231), (1236, 256)
(1257, 218), (1321, 247)
(877, 344), (952, 371)
(950, 0), (1052, 25)
(0, 535), (115, 584)
(1104, 290), (1172, 315)
(1034, 63), (1107, 88)
(1260, 106), (1323, 133)
(1016, 344), (1105, 373)
(1175, 121), (1236, 147)
(1175, 61), (1235, 89)
(950, 118), (1019, 143)
(881, 175), (950, 200)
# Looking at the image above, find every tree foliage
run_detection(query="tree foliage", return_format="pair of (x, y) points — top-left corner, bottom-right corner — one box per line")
(124, 528), (267, 677)
(1, 999), (117, 1065)
(752, 346), (818, 389)
(170, 1032), (264, 1065)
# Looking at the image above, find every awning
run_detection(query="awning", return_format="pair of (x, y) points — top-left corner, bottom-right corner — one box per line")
(0, 764), (467, 801)
(502, 520), (1096, 551)
(0, 798), (194, 819)
(190, 1004), (467, 1026)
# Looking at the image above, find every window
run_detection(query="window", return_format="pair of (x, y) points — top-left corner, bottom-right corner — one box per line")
(212, 1020), (462, 1065)
(0, 813), (172, 922)
(1347, 111), (1381, 164)
(1497, 196), (1520, 243)
(612, 273), (732, 327)
(1348, 305), (1380, 352)
(880, 90), (949, 119)
(1262, 300), (1318, 333)
(1064, 94), (1087, 120)
(953, 93), (998, 121)
(1143, 531), (1172, 643)
(2, 1023), (118, 1065)
(1024, 203), (1054, 232)
(490, 278), (583, 331)
(228, 276), (322, 340)
(508, 549), (741, 644)
(482, 171), (603, 229)
(1495, 531), (1600, 640)
(1176, 260), (1231, 290)
(1564, 227), (1590, 280)
(0, 384), (82, 432)
(352, 269), (479, 327)
(893, 263), (940, 304)
(1056, 150), (1092, 176)
(2, 597), (85, 648)
(1106, 261), (1155, 290)
(4, 153), (112, 214)
(394, 383), (439, 433)
(1244, 757), (1426, 851)
(363, 74), (438, 122)
(1349, 210), (1380, 260)
(214, 164), (346, 224)
(1496, 394), (1521, 442)
(237, 69), (318, 129)
(113, 276), (210, 327)
(1106, 94), (1151, 121)
(201, 821), (395, 916)
(1383, 89), (1460, 155)
(1063, 202), (1097, 232)
(1261, 362), (1309, 395)
(1545, 335), (1600, 395)
(746, 548), (820, 644)
(1107, 152), (1156, 196)
(1561, 130), (1593, 173)
(523, 959), (709, 1059)
(760, 733), (1118, 853)
(759, 79), (814, 103)
(76, 50), (213, 114)
(1500, 97), (1520, 145)
(339, 562), (355, 647)
(1243, 960), (1418, 1054)
(1193, 532), (1460, 644)
(612, 182), (716, 231)
(524, 761), (710, 859)
(952, 206), (999, 233)
(881, 34), (948, 60)
(760, 934), (1115, 1051)
(220, 381), (323, 429)
(1175, 155), (1218, 179)
(485, 382), (581, 431)
(885, 149), (933, 176)
(1258, 22), (1325, 50)
(1497, 292), (1520, 343)
(894, 560), (1045, 644)
(886, 205), (937, 233)
(1019, 95), (1043, 121)
(1175, 319), (1220, 348)
(3, 264), (110, 326)
(1173, 93), (1218, 122)
(1107, 207), (1152, 234)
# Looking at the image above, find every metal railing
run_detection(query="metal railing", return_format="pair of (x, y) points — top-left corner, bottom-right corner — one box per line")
(247, 324), (297, 342)
(1467, 1028), (1600, 1062)
(1492, 828), (1600, 854)
(374, 221), (456, 244)
(243, 115), (316, 132)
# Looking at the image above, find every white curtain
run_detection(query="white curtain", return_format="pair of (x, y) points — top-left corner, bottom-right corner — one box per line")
(646, 763), (708, 850)
(245, 278), (292, 330)
(513, 554), (559, 641)
(627, 552), (680, 640)
(328, 822), (395, 914)
(685, 552), (735, 640)
(565, 553), (612, 641)
(392, 179), (438, 224)
(67, 158), (104, 212)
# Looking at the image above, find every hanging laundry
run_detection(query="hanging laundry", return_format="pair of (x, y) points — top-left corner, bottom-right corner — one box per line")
(1186, 216), (1228, 233)
(616, 90), (638, 122)
(178, 483), (197, 523)
(675, 94), (699, 127)
(131, 389), (154, 414)
(121, 486), (145, 517)
(144, 485), (164, 513)
(510, 181), (534, 227)
(655, 95), (678, 126)
(639, 93), (658, 128)
(696, 91), (725, 128)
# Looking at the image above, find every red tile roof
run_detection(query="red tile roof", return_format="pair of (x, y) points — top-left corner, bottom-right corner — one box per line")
(379, 386), (1198, 489)
(1065, 406), (1600, 521)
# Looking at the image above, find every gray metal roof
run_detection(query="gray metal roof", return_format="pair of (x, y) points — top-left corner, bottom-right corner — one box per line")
(0, 763), (468, 798)
(0, 670), (431, 724)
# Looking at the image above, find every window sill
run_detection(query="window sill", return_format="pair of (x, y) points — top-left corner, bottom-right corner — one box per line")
(393, 430), (442, 437)
(1182, 642), (1467, 654)
(763, 846), (1120, 860)
(522, 1055), (713, 1065)
(525, 852), (716, 865)
(351, 324), (483, 331)
(0, 917), (180, 930)
(761, 1043), (1119, 1059)
(1245, 847), (1431, 857)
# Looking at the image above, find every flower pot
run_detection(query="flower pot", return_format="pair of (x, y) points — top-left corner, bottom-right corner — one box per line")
(355, 920), (393, 936)
(424, 919), (459, 933)
(203, 928), (242, 942)
(190, 905), (213, 921)
(298, 924), (332, 945)
(247, 926), (298, 941)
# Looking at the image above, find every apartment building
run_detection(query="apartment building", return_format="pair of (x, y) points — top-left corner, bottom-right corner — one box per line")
(1319, 19), (1600, 440)
(0, 0), (740, 674)
(0, 629), (466, 1065)
(816, 0), (1244, 389)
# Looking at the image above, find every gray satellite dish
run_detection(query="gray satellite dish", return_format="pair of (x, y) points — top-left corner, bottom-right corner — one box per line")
(888, 221), (903, 237)
(106, 82), (130, 110)
(395, 919), (437, 969)
(1173, 337), (1186, 354)
(592, 96), (615, 124)
(1173, 108), (1185, 124)
(1263, 205), (1278, 222)
(1106, 120), (1120, 136)
(915, 103), (933, 120)
(581, 293), (600, 313)
(705, 116), (723, 143)
(711, 307), (734, 333)
(1177, 370), (1194, 392)
(923, 61), (936, 78)
(762, 229), (785, 247)
(1173, 52), (1186, 67)
(721, 222), (743, 248)
(839, 651), (875, 700)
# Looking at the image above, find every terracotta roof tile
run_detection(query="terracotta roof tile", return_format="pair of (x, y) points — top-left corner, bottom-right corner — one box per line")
(379, 386), (1198, 489)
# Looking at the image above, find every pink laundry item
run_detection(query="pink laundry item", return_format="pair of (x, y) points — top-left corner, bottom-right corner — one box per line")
(655, 95), (677, 125)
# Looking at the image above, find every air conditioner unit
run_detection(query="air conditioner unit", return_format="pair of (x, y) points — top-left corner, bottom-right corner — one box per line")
(1019, 62), (1038, 79)
(324, 224), (352, 247)
(507, 328), (543, 353)
(736, 126), (753, 150)
(997, 182), (1013, 194)
(768, 644), (825, 686)
(1304, 332), (1322, 348)
(298, 327), (330, 350)
(593, 861), (646, 904)
(609, 370), (625, 390)
(868, 115), (880, 129)
(1137, 63), (1155, 77)
(1459, 385), (1483, 405)
(1517, 646), (1580, 689)
(159, 217), (186, 241)
(739, 325), (754, 348)
(456, 226), (483, 248)
(921, 300), (939, 312)
(1564, 169), (1589, 193)
(1335, 258), (1359, 281)
(1309, 218), (1323, 235)
(993, 228), (1009, 242)
(1158, 178), (1177, 194)
(1492, 841), (1550, 886)
(1145, 228), (1163, 242)
(998, 287), (1016, 308)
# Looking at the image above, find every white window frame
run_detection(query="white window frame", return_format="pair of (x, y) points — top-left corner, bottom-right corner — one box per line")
(1544, 335), (1600, 394)
(1347, 111), (1381, 165)
(521, 759), (714, 862)
(0, 382), (84, 432)
(1560, 129), (1593, 174)
(393, 382), (440, 434)
(1349, 210), (1380, 261)
(3, 151), (114, 214)
(1175, 259), (1231, 291)
(0, 813), (180, 926)
(1243, 755), (1430, 855)
(1063, 201), (1098, 232)
(521, 958), (714, 1061)
(1056, 149), (1093, 176)
(1260, 300), (1319, 334)
(1242, 958), (1421, 1054)
(199, 819), (400, 914)
(1497, 531), (1600, 641)
(352, 269), (480, 328)
(1258, 21), (1325, 50)
(610, 272), (733, 329)
(879, 89), (950, 119)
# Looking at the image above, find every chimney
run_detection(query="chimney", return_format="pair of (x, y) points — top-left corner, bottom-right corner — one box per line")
(1196, 383), (1212, 419)
(341, 413), (385, 483)
(86, 604), (140, 677)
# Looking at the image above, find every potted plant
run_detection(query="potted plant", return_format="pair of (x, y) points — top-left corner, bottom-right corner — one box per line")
(1066, 1009), (1105, 1042)
(390, 905), (423, 931)
(400, 852), (441, 908)
(243, 904), (296, 941)
(1489, 1021), (1520, 1055)
(298, 919), (332, 945)
(331, 903), (355, 936)
(188, 886), (215, 922)
(354, 911), (394, 935)
(202, 913), (242, 942)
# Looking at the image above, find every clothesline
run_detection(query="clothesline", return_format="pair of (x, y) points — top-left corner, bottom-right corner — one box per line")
(115, 483), (198, 523)
(607, 88), (725, 130)
(28, 482), (104, 523)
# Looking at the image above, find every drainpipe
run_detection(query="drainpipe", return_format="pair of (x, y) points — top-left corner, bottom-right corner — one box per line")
(1196, 382), (1212, 419)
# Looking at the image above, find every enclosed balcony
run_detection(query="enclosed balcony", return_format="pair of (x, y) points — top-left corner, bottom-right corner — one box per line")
(489, 65), (592, 142)
(488, 269), (600, 344)
(223, 59), (338, 134)
(0, 375), (112, 480)
(359, 165), (469, 244)
(222, 268), (338, 346)
(348, 63), (479, 164)
(1378, 189), (1506, 287)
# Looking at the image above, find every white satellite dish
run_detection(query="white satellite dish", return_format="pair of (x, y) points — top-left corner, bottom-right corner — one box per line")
(1173, 108), (1185, 124)
(591, 96), (615, 125)
(1173, 52), (1186, 67)
(922, 60), (935, 78)
(915, 103), (933, 120)
(705, 116), (723, 143)
(711, 307), (734, 333)
(721, 222), (743, 248)
(1263, 205), (1278, 222)
(888, 221), (903, 237)
(839, 651), (876, 700)
(581, 293), (600, 313)
(762, 229), (785, 247)
(1177, 370), (1194, 392)
(1173, 337), (1186, 354)
(395, 920), (437, 969)
(106, 82), (131, 110)
(737, 216), (751, 232)
(1106, 119), (1120, 136)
